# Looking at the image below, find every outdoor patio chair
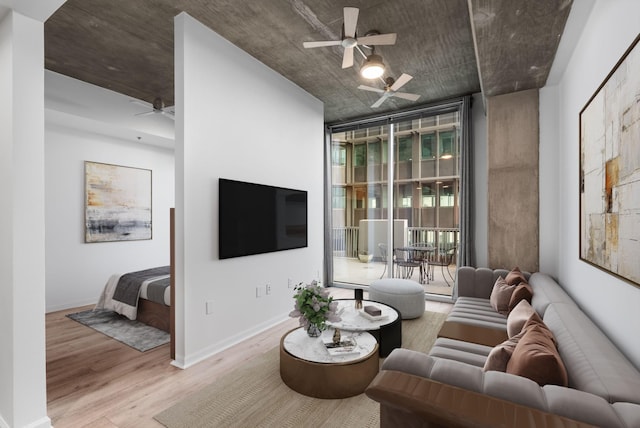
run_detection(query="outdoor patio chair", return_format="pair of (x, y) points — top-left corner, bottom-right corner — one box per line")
(427, 247), (456, 286)
(378, 243), (388, 279)
(393, 248), (421, 280)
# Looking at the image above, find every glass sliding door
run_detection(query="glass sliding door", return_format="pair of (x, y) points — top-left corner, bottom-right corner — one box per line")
(331, 126), (391, 286)
(328, 100), (467, 297)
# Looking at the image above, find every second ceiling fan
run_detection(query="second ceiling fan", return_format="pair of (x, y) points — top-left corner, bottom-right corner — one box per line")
(358, 74), (420, 108)
(302, 7), (397, 69)
(130, 97), (175, 120)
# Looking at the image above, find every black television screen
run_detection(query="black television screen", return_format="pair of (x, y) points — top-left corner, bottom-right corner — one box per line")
(218, 178), (308, 259)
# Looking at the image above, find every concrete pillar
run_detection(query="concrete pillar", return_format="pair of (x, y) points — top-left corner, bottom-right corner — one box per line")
(486, 89), (539, 272)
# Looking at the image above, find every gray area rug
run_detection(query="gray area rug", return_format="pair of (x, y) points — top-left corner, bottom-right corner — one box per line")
(154, 310), (447, 427)
(67, 309), (170, 352)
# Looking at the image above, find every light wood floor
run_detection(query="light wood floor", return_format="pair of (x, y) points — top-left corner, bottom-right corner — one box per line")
(46, 288), (452, 427)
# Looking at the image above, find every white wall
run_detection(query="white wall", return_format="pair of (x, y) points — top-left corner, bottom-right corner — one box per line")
(44, 122), (174, 312)
(540, 0), (640, 368)
(174, 13), (324, 367)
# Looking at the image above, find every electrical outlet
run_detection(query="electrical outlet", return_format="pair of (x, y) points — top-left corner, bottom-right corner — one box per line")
(266, 284), (271, 295)
(206, 300), (214, 315)
(256, 286), (262, 298)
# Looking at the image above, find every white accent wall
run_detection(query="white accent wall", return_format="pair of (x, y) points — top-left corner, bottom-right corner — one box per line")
(173, 13), (324, 367)
(540, 0), (640, 368)
(44, 121), (175, 312)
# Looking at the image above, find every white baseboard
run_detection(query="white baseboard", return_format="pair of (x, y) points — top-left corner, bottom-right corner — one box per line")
(0, 414), (51, 428)
(24, 416), (52, 428)
(172, 313), (289, 369)
(46, 299), (97, 313)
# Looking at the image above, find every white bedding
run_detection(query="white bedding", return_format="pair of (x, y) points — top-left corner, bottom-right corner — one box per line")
(95, 273), (171, 320)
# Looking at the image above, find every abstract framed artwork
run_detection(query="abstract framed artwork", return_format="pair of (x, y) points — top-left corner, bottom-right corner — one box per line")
(579, 34), (640, 288)
(85, 161), (152, 243)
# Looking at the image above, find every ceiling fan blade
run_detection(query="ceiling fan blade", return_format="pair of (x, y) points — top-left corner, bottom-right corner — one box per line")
(303, 40), (342, 48)
(372, 93), (391, 108)
(357, 33), (397, 46)
(161, 110), (175, 120)
(343, 7), (359, 38)
(358, 85), (385, 94)
(392, 92), (421, 102)
(130, 99), (151, 108)
(390, 73), (413, 91)
(342, 47), (354, 68)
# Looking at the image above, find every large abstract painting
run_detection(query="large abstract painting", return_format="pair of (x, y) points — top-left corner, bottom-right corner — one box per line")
(85, 161), (152, 243)
(580, 34), (640, 288)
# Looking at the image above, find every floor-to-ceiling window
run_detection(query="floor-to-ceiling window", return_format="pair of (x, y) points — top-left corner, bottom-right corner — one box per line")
(327, 99), (469, 297)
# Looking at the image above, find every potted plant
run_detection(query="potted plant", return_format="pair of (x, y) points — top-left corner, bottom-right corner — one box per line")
(289, 280), (341, 337)
(358, 250), (373, 263)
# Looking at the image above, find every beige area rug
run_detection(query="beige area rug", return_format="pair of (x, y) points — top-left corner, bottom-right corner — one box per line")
(154, 311), (447, 428)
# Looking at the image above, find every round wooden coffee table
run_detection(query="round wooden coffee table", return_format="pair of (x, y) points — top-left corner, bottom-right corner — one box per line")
(279, 327), (379, 398)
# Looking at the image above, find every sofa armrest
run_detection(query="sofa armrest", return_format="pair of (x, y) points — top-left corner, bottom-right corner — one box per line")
(365, 370), (596, 428)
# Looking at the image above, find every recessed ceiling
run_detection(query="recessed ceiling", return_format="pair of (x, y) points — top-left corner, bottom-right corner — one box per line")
(44, 0), (573, 124)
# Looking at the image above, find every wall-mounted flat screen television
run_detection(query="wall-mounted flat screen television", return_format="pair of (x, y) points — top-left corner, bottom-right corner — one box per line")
(218, 178), (308, 259)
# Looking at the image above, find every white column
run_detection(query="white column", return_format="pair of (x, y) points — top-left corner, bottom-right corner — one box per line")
(0, 7), (53, 428)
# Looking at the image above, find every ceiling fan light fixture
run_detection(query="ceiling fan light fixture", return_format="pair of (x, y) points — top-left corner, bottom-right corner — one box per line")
(361, 54), (385, 79)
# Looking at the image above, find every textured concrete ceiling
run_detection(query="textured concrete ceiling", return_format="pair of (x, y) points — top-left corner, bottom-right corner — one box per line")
(44, 0), (573, 124)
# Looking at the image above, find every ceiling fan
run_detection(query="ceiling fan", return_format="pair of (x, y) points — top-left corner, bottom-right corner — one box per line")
(358, 74), (420, 108)
(302, 7), (397, 69)
(130, 97), (175, 120)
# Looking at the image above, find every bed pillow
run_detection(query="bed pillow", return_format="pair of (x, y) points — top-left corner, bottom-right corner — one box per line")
(490, 277), (515, 315)
(508, 282), (533, 312)
(483, 329), (526, 372)
(505, 266), (527, 286)
(507, 299), (536, 338)
(506, 315), (568, 386)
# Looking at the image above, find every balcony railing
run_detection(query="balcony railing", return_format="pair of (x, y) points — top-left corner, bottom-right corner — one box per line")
(332, 226), (459, 259)
(332, 226), (359, 257)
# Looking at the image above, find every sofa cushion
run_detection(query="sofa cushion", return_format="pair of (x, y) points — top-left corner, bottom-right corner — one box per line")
(528, 273), (575, 316)
(544, 386), (626, 428)
(429, 346), (488, 367)
(381, 348), (436, 379)
(505, 266), (527, 285)
(489, 277), (515, 315)
(506, 317), (568, 387)
(508, 282), (533, 311)
(483, 329), (526, 372)
(507, 299), (536, 338)
(429, 358), (485, 393)
(431, 337), (493, 356)
(543, 303), (640, 404)
(613, 402), (640, 428)
(430, 338), (492, 368)
(446, 296), (507, 330)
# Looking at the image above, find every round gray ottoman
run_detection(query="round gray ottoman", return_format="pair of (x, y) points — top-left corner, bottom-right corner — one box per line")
(369, 278), (425, 319)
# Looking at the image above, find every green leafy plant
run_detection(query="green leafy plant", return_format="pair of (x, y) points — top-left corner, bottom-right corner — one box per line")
(289, 280), (341, 331)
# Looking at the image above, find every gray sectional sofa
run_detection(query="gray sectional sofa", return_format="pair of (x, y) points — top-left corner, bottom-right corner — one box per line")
(366, 267), (640, 427)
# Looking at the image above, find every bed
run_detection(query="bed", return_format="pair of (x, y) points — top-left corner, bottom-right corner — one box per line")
(95, 266), (172, 333)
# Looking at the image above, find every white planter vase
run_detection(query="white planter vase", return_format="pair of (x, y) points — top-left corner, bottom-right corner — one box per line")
(358, 254), (373, 263)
